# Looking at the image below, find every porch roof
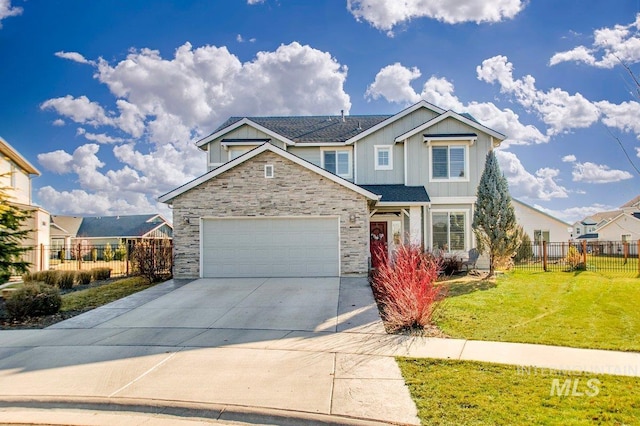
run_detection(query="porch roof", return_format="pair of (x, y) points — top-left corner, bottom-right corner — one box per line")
(358, 184), (430, 203)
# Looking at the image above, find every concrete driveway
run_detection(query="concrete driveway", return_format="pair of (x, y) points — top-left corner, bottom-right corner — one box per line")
(0, 277), (420, 425)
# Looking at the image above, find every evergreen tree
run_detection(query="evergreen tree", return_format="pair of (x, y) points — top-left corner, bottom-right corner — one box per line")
(0, 179), (31, 283)
(473, 151), (519, 276)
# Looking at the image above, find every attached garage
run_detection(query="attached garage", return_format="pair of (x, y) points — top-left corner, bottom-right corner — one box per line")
(201, 217), (339, 277)
(159, 143), (377, 279)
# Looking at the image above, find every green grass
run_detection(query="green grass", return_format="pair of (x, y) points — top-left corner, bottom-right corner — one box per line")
(436, 270), (640, 351)
(61, 276), (153, 312)
(397, 358), (640, 426)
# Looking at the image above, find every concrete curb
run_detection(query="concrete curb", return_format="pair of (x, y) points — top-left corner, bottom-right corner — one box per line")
(0, 396), (406, 426)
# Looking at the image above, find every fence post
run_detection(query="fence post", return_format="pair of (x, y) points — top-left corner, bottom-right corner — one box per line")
(581, 240), (587, 267)
(637, 240), (640, 274)
(543, 241), (548, 272)
(623, 242), (629, 265)
(39, 244), (44, 272)
(77, 243), (82, 270)
(126, 241), (130, 276)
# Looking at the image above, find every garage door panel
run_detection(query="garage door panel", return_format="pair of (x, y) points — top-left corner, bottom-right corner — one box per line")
(201, 218), (339, 278)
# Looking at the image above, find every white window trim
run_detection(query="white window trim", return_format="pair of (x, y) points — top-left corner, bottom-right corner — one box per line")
(374, 145), (393, 170)
(320, 147), (353, 179)
(265, 164), (274, 178)
(429, 142), (470, 183)
(429, 209), (470, 253)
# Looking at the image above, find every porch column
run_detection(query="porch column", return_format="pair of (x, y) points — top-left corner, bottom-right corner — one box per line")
(409, 206), (422, 246)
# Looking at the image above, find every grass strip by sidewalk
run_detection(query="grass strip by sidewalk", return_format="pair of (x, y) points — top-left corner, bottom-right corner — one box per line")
(436, 270), (640, 351)
(397, 358), (640, 426)
(61, 276), (153, 312)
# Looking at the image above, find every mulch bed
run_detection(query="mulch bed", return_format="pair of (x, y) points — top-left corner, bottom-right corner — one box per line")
(0, 278), (119, 330)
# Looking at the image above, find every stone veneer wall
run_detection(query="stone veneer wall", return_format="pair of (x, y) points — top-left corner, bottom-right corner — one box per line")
(170, 151), (370, 278)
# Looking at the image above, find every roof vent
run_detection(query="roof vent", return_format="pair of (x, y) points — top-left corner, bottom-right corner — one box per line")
(341, 110), (345, 122)
(357, 120), (362, 130)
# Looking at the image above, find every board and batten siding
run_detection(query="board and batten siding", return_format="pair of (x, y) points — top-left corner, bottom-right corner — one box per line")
(355, 108), (438, 184)
(206, 124), (287, 166)
(287, 146), (322, 167)
(406, 117), (493, 198)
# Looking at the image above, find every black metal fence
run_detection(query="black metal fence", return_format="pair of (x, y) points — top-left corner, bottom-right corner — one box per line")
(514, 240), (640, 273)
(21, 240), (173, 278)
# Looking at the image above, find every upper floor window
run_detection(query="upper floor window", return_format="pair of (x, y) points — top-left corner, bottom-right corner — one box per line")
(431, 145), (467, 181)
(322, 149), (352, 179)
(374, 145), (393, 170)
(534, 230), (550, 245)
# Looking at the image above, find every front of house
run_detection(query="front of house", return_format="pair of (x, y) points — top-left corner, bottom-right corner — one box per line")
(160, 101), (506, 278)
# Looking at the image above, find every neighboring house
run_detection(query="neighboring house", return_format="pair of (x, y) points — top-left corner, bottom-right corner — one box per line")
(50, 214), (173, 257)
(572, 195), (640, 247)
(512, 199), (571, 244)
(0, 136), (50, 272)
(160, 100), (507, 278)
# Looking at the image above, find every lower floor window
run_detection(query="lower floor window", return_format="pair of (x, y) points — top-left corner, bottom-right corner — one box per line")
(432, 212), (465, 251)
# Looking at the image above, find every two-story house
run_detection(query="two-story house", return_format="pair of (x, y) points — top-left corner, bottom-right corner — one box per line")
(160, 100), (506, 278)
(0, 136), (50, 273)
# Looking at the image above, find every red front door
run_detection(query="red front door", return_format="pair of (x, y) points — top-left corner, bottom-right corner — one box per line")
(370, 222), (388, 268)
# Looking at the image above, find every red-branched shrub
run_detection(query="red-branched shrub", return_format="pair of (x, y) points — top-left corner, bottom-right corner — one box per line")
(372, 244), (445, 333)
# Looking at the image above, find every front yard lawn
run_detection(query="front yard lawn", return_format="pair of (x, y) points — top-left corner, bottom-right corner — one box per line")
(397, 358), (640, 425)
(1, 276), (156, 329)
(436, 270), (640, 351)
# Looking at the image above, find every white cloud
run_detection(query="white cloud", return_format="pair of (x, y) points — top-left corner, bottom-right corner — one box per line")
(477, 55), (601, 135)
(76, 128), (124, 144)
(247, 0), (264, 4)
(562, 154), (576, 162)
(533, 203), (617, 223)
(37, 150), (74, 174)
(571, 161), (633, 183)
(55, 51), (95, 65)
(365, 63), (548, 146)
(550, 14), (640, 68)
(365, 63), (422, 103)
(52, 119), (65, 126)
(347, 0), (525, 35)
(0, 0), (22, 28)
(236, 34), (256, 43)
(40, 95), (113, 127)
(637, 147), (640, 157)
(41, 42), (351, 215)
(495, 150), (569, 200)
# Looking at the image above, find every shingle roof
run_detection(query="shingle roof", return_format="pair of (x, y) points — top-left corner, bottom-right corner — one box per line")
(621, 195), (640, 208)
(213, 115), (391, 143)
(75, 214), (170, 238)
(358, 184), (430, 203)
(50, 216), (83, 237)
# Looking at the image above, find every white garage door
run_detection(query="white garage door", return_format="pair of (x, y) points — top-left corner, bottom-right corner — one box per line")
(201, 217), (339, 277)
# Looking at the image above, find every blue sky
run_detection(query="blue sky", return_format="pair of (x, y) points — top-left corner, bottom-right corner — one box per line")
(1, 0), (640, 222)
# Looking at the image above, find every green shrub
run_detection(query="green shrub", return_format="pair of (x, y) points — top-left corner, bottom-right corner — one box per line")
(58, 248), (66, 263)
(114, 241), (127, 261)
(57, 270), (76, 289)
(514, 233), (533, 262)
(5, 282), (62, 319)
(26, 270), (60, 286)
(92, 267), (112, 281)
(103, 243), (114, 262)
(91, 247), (98, 262)
(77, 270), (93, 285)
